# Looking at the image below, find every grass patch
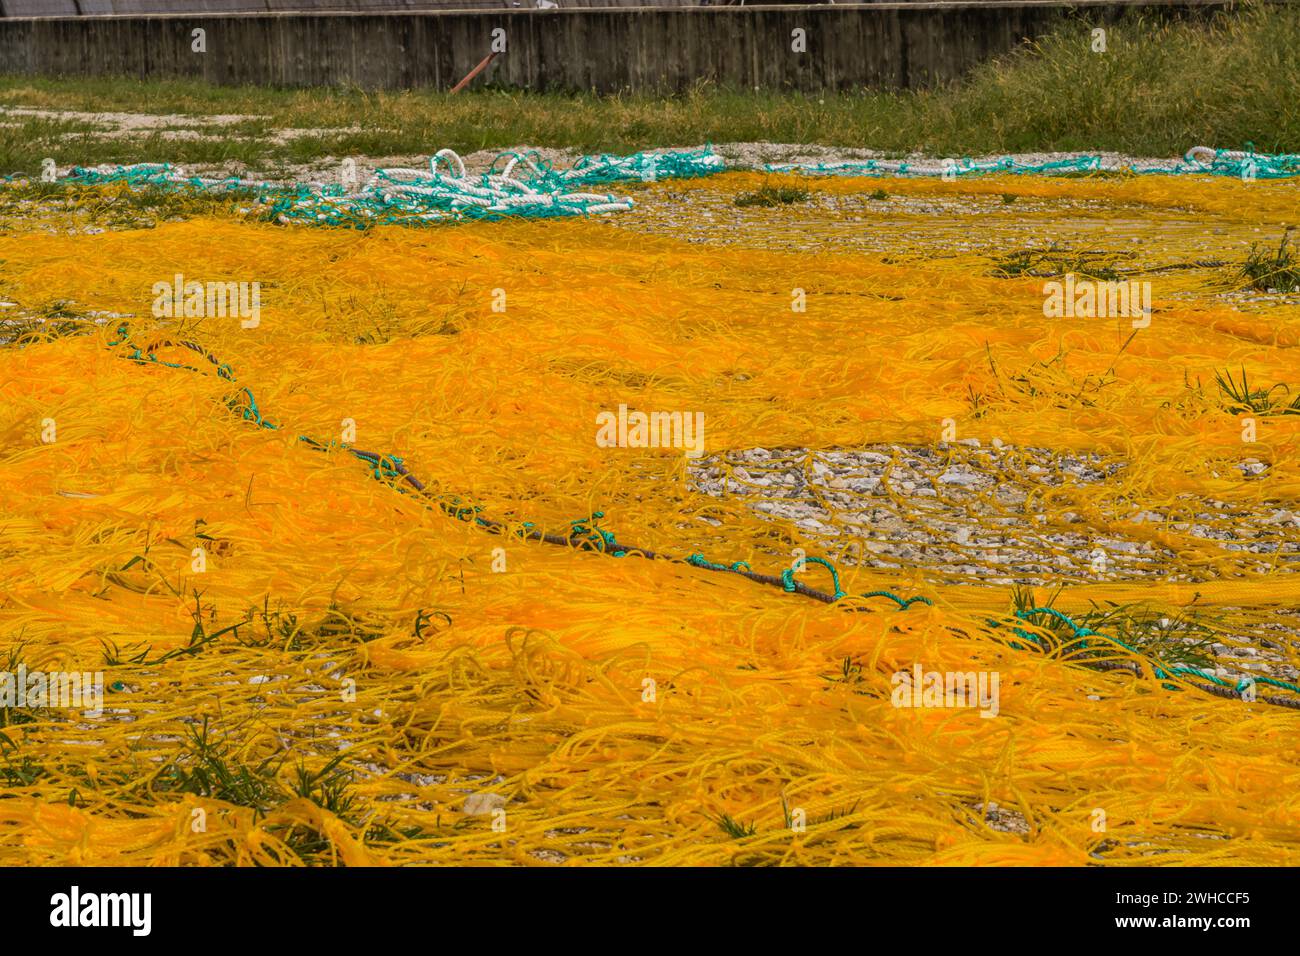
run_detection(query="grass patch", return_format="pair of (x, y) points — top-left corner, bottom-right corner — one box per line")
(0, 300), (98, 347)
(1239, 231), (1300, 293)
(1008, 587), (1217, 669)
(0, 645), (44, 728)
(1214, 366), (1300, 416)
(155, 717), (285, 814)
(0, 733), (43, 787)
(733, 183), (810, 208)
(991, 246), (1132, 281)
(985, 339), (1131, 410)
(154, 716), (373, 862)
(711, 812), (758, 839)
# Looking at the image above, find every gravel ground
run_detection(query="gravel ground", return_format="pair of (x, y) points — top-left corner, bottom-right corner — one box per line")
(689, 440), (1299, 586)
(689, 441), (1300, 686)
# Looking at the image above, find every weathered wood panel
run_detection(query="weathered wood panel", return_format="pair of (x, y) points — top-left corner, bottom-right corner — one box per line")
(0, 2), (1242, 93)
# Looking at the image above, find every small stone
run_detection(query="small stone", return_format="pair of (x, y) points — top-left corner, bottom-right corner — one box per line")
(464, 792), (508, 816)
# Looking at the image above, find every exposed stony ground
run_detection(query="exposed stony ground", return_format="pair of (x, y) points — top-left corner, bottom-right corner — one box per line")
(689, 441), (1298, 585)
(687, 442), (1300, 686)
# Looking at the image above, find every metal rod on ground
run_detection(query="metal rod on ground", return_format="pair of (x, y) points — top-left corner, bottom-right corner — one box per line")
(450, 51), (499, 94)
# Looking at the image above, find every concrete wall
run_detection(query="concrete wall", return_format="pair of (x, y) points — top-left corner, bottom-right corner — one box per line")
(0, 1), (1241, 93)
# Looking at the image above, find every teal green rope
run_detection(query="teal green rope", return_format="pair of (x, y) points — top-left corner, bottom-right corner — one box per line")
(51, 147), (725, 229)
(860, 590), (934, 610)
(569, 512), (626, 557)
(782, 555), (845, 599)
(686, 553), (750, 573)
(101, 326), (1300, 704)
(766, 145), (1300, 181)
(35, 144), (1300, 236)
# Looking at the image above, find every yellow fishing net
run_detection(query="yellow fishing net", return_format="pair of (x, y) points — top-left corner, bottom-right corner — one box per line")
(0, 171), (1298, 866)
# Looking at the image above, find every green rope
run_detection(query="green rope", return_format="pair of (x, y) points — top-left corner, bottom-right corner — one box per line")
(686, 553), (750, 572)
(782, 555), (845, 599)
(766, 145), (1300, 181)
(22, 144), (1294, 235)
(49, 147), (725, 229)
(568, 512), (626, 557)
(860, 590), (934, 610)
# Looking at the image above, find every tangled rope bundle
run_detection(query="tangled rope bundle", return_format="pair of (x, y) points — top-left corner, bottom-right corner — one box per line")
(39, 143), (1296, 233)
(60, 146), (726, 227)
(766, 145), (1300, 180)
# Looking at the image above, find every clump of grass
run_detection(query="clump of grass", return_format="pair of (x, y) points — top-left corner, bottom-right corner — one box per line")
(711, 812), (758, 839)
(289, 752), (357, 820)
(0, 733), (43, 787)
(1007, 587), (1216, 668)
(279, 753), (360, 859)
(154, 716), (366, 862)
(100, 592), (237, 666)
(0, 301), (96, 348)
(0, 644), (43, 729)
(1000, 193), (1018, 204)
(154, 717), (285, 814)
(734, 184), (811, 208)
(868, 188), (888, 200)
(1214, 367), (1300, 416)
(780, 794), (861, 833)
(991, 246), (1131, 281)
(823, 655), (865, 685)
(228, 598), (392, 652)
(812, 802), (861, 827)
(985, 339), (1129, 410)
(1239, 231), (1300, 293)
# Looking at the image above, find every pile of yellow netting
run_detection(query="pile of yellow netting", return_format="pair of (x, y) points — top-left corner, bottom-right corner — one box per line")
(0, 171), (1298, 866)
